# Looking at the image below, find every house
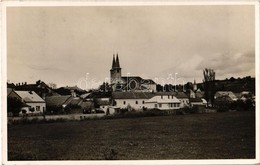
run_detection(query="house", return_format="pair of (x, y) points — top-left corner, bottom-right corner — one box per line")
(215, 91), (238, 101)
(187, 89), (196, 98)
(110, 54), (157, 92)
(112, 92), (154, 111)
(45, 95), (73, 113)
(144, 95), (181, 111)
(8, 89), (46, 115)
(195, 91), (204, 99)
(97, 99), (111, 112)
(156, 92), (189, 108)
(14, 80), (59, 98)
(189, 98), (204, 107)
(120, 76), (157, 92)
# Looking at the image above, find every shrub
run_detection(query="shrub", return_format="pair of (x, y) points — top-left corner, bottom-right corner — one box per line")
(236, 99), (254, 111)
(7, 97), (23, 116)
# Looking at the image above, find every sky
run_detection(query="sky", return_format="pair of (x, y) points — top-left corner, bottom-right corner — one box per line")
(7, 5), (255, 89)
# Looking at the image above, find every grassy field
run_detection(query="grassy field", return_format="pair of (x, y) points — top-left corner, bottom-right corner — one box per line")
(8, 111), (255, 160)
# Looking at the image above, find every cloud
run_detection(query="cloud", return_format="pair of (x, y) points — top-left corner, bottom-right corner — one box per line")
(27, 64), (56, 71)
(196, 51), (255, 78)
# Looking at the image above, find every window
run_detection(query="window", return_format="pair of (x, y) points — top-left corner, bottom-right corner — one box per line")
(36, 106), (40, 111)
(43, 107), (45, 112)
(123, 101), (126, 105)
(155, 104), (157, 108)
(136, 101), (138, 104)
(159, 103), (162, 108)
(142, 101), (145, 104)
(168, 95), (170, 99)
(172, 95), (173, 99)
(161, 95), (163, 99)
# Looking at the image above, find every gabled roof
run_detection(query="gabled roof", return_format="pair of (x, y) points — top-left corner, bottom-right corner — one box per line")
(145, 95), (180, 104)
(7, 88), (13, 96)
(78, 101), (93, 109)
(195, 91), (204, 98)
(112, 92), (154, 99)
(69, 97), (82, 105)
(45, 95), (72, 107)
(15, 91), (45, 103)
(97, 100), (111, 105)
(155, 92), (189, 99)
(80, 93), (91, 99)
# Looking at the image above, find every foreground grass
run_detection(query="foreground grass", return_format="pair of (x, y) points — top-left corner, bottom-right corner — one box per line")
(8, 111), (255, 160)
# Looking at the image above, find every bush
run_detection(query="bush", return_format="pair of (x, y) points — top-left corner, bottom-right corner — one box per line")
(190, 105), (206, 113)
(236, 100), (254, 111)
(7, 97), (23, 116)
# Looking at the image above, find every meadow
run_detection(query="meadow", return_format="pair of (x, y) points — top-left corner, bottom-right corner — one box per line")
(8, 111), (255, 160)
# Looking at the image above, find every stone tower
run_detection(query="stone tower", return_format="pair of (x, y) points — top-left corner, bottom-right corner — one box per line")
(110, 53), (122, 84)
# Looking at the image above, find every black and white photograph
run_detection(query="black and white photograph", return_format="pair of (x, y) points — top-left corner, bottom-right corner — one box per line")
(1, 1), (259, 164)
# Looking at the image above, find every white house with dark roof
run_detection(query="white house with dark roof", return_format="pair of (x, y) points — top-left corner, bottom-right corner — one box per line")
(156, 92), (189, 108)
(112, 92), (154, 110)
(144, 95), (181, 110)
(8, 89), (46, 115)
(215, 91), (238, 101)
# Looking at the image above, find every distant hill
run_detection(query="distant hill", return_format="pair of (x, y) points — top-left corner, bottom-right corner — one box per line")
(156, 76), (255, 94)
(197, 76), (255, 94)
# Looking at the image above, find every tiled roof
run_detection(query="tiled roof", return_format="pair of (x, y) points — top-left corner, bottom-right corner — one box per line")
(69, 97), (82, 105)
(45, 95), (72, 107)
(112, 91), (188, 99)
(7, 88), (13, 96)
(15, 91), (45, 103)
(97, 100), (111, 105)
(78, 101), (93, 109)
(195, 92), (204, 98)
(155, 92), (188, 98)
(112, 92), (154, 99)
(80, 93), (91, 99)
(145, 95), (180, 104)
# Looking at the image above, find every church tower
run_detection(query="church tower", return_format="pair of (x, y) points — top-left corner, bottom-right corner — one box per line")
(110, 53), (122, 84)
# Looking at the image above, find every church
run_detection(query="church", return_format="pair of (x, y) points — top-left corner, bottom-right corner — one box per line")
(110, 54), (157, 92)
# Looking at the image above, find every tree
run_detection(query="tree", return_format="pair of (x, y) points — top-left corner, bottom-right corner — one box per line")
(48, 82), (57, 89)
(7, 97), (24, 116)
(99, 82), (112, 92)
(203, 68), (216, 107)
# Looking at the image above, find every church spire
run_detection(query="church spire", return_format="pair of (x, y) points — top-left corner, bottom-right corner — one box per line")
(116, 53), (120, 68)
(112, 54), (116, 68)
